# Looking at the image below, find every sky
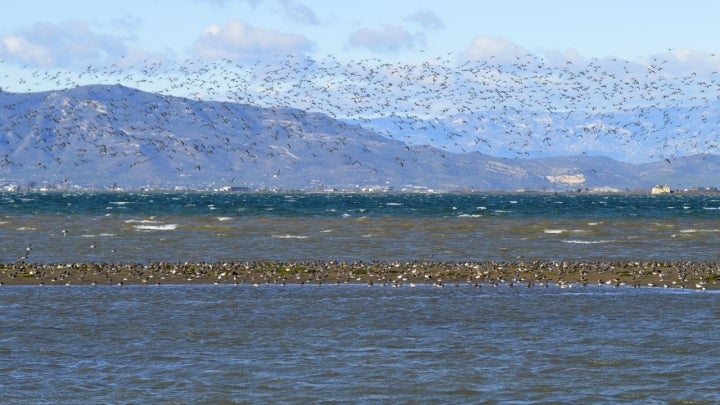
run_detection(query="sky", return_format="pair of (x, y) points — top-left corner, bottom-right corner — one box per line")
(1, 0), (720, 163)
(2, 0), (719, 71)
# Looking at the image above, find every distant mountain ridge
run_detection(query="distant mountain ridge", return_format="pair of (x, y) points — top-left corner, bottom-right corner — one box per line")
(0, 85), (717, 192)
(350, 101), (720, 164)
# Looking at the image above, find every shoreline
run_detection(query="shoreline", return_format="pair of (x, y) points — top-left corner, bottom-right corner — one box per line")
(1, 260), (718, 289)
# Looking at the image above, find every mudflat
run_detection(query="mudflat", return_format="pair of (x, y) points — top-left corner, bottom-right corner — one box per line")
(1, 260), (718, 289)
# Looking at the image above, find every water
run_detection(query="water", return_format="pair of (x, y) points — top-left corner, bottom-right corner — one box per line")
(2, 191), (720, 262)
(1, 284), (719, 403)
(3, 192), (720, 403)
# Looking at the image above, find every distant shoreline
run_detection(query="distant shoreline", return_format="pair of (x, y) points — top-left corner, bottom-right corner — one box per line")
(1, 188), (719, 195)
(1, 260), (718, 289)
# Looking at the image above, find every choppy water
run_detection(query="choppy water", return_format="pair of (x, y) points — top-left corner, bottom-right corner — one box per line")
(1, 284), (719, 403)
(2, 191), (720, 262)
(3, 192), (720, 403)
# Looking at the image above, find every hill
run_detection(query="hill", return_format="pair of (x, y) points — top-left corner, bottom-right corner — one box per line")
(0, 85), (716, 192)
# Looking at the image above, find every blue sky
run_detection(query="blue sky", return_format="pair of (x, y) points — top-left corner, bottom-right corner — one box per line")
(2, 0), (719, 69)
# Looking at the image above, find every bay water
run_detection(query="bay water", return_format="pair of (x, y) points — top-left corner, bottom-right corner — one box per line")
(2, 192), (720, 403)
(2, 192), (720, 263)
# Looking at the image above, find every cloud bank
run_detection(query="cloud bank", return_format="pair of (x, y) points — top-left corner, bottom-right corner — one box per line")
(348, 25), (421, 53)
(0, 21), (130, 67)
(192, 20), (315, 61)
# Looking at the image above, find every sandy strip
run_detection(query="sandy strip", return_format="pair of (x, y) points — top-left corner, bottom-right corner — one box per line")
(1, 260), (719, 289)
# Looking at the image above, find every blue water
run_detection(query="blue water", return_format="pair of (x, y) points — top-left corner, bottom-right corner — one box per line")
(1, 192), (720, 262)
(3, 192), (720, 403)
(1, 284), (719, 403)
(2, 191), (719, 218)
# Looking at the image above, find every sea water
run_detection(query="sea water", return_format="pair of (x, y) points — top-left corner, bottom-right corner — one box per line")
(2, 192), (720, 403)
(1, 191), (720, 262)
(1, 284), (719, 403)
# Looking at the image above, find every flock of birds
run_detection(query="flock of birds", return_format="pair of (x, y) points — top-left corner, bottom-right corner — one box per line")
(1, 52), (719, 188)
(2, 259), (718, 289)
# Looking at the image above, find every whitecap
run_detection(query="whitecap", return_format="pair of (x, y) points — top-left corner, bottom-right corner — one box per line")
(134, 224), (178, 231)
(216, 217), (233, 221)
(125, 219), (159, 224)
(679, 228), (720, 234)
(271, 234), (308, 239)
(386, 202), (403, 206)
(543, 229), (565, 234)
(562, 239), (616, 244)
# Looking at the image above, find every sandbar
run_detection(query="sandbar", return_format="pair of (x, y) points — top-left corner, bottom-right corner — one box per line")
(0, 260), (718, 289)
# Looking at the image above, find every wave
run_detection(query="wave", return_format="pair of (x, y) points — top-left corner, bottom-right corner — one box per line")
(271, 234), (308, 239)
(134, 224), (178, 231)
(562, 239), (618, 244)
(679, 228), (720, 233)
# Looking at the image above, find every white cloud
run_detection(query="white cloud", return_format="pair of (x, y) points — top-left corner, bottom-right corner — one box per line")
(460, 35), (529, 64)
(1, 34), (52, 65)
(405, 10), (445, 31)
(348, 25), (420, 53)
(541, 48), (587, 67)
(192, 20), (315, 61)
(659, 48), (720, 75)
(0, 21), (132, 68)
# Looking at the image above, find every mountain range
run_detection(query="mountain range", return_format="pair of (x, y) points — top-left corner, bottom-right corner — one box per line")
(0, 84), (717, 192)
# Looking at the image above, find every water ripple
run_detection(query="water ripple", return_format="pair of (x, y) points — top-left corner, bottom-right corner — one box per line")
(1, 285), (719, 403)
